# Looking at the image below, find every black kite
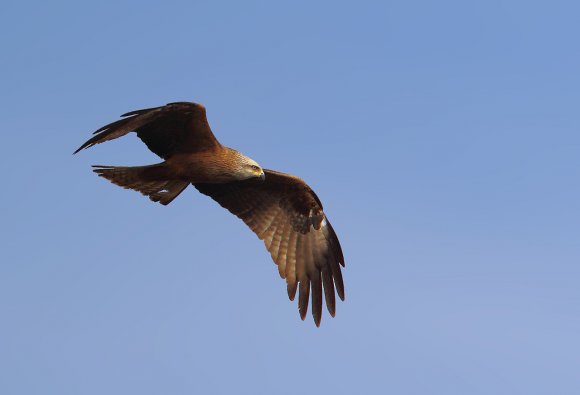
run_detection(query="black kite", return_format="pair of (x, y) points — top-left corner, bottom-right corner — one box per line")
(75, 102), (345, 326)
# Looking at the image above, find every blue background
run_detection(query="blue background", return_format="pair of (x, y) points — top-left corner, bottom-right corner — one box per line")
(1, 1), (579, 394)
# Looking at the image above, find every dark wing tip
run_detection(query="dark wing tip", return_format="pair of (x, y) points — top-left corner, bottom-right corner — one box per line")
(336, 278), (345, 301)
(298, 281), (310, 321)
(166, 101), (203, 108)
(75, 113), (142, 154)
(321, 268), (336, 317)
(326, 221), (345, 267)
(121, 109), (150, 117)
(287, 282), (298, 301)
(73, 138), (96, 154)
(335, 267), (345, 301)
(120, 102), (201, 118)
(311, 272), (323, 327)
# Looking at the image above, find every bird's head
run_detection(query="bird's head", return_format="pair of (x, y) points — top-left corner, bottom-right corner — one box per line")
(233, 151), (265, 181)
(241, 160), (265, 181)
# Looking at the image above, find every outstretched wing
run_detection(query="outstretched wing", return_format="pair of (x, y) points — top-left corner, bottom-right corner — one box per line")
(74, 102), (221, 158)
(194, 170), (345, 326)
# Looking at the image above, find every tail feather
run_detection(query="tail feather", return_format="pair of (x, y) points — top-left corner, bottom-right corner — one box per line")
(93, 164), (188, 205)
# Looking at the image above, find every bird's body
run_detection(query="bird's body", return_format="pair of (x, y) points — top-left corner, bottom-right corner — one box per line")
(166, 148), (263, 183)
(75, 101), (345, 326)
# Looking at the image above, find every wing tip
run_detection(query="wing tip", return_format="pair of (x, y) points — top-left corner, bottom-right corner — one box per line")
(287, 282), (297, 301)
(73, 141), (92, 154)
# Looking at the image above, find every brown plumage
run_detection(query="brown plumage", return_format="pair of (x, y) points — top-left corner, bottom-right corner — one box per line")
(75, 101), (345, 326)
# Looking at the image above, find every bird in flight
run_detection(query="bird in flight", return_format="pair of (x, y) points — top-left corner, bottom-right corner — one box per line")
(75, 102), (345, 326)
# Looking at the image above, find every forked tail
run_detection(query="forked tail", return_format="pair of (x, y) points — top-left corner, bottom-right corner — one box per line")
(92, 164), (189, 205)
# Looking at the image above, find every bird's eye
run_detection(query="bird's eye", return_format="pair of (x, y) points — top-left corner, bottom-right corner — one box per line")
(251, 165), (260, 170)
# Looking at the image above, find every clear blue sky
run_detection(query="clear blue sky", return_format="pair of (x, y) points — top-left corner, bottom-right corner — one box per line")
(1, 1), (579, 394)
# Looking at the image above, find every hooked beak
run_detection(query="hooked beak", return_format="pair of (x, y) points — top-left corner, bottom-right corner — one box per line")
(259, 170), (266, 181)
